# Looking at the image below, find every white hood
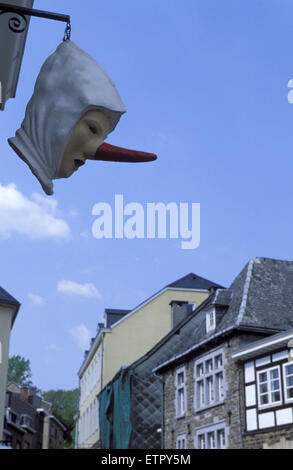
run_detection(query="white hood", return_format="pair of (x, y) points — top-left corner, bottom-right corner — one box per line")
(8, 41), (126, 195)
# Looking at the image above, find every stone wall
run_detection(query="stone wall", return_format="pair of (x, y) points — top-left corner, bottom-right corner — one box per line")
(162, 331), (293, 449)
(163, 334), (246, 449)
(244, 427), (293, 449)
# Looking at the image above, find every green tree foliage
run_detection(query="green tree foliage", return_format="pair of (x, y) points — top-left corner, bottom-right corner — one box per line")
(8, 355), (33, 387)
(41, 389), (79, 449)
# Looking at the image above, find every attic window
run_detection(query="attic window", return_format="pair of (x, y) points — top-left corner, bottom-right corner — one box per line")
(206, 308), (216, 333)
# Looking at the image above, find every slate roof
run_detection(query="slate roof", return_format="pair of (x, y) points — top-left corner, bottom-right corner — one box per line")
(99, 257), (293, 384)
(0, 286), (19, 307)
(122, 272), (224, 316)
(79, 272), (222, 377)
(0, 286), (20, 328)
(166, 272), (224, 290)
(154, 257), (293, 372)
(104, 308), (131, 328)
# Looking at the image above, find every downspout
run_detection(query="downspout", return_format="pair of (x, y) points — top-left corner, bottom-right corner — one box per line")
(96, 331), (105, 448)
(101, 332), (105, 392)
(238, 366), (245, 449)
(75, 375), (81, 448)
(154, 371), (164, 449)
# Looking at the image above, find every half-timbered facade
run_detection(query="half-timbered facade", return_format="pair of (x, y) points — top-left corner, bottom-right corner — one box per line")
(232, 329), (293, 447)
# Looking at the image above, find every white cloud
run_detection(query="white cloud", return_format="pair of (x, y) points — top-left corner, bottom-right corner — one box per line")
(28, 293), (46, 305)
(0, 183), (70, 239)
(57, 280), (102, 299)
(69, 324), (93, 350)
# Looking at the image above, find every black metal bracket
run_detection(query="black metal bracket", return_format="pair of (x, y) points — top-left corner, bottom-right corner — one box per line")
(0, 3), (71, 40)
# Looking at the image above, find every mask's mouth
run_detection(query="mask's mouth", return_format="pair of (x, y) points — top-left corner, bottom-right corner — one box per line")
(74, 159), (86, 170)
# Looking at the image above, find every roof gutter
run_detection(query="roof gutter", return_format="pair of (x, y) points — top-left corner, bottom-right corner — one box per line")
(78, 327), (111, 378)
(153, 323), (284, 374)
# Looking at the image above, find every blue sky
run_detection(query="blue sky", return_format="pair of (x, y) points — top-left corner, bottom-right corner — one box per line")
(1, 0), (293, 391)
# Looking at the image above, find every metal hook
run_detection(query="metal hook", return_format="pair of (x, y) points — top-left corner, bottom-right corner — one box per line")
(63, 21), (71, 41)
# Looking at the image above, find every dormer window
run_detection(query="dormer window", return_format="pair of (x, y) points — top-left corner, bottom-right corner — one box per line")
(206, 308), (216, 333)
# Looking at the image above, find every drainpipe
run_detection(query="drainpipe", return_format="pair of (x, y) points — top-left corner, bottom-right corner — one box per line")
(75, 376), (80, 449)
(238, 367), (245, 449)
(154, 371), (164, 449)
(101, 331), (105, 391)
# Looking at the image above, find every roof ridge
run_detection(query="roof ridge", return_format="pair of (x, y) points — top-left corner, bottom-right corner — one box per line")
(237, 257), (260, 325)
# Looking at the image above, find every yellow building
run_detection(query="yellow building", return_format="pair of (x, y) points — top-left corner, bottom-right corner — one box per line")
(76, 273), (222, 448)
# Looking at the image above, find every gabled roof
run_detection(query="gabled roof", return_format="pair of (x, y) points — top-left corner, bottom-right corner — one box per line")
(166, 272), (224, 291)
(109, 272), (223, 329)
(153, 257), (293, 373)
(218, 257), (293, 331)
(78, 271), (222, 376)
(0, 286), (20, 306)
(0, 286), (20, 328)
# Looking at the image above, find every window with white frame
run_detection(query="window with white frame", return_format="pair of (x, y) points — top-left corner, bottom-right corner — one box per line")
(206, 308), (216, 333)
(176, 434), (186, 449)
(6, 408), (19, 425)
(257, 366), (282, 408)
(283, 363), (293, 403)
(196, 424), (227, 449)
(175, 367), (186, 418)
(20, 414), (32, 427)
(194, 349), (225, 410)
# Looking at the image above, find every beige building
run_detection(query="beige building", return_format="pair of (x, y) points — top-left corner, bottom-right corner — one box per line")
(0, 286), (20, 446)
(76, 273), (222, 448)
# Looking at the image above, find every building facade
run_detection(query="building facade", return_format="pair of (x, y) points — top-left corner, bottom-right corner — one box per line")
(0, 286), (20, 446)
(3, 384), (66, 449)
(76, 273), (222, 448)
(155, 258), (293, 449)
(232, 329), (293, 448)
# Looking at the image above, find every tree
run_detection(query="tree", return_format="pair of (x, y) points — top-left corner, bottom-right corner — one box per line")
(41, 389), (79, 449)
(7, 355), (33, 387)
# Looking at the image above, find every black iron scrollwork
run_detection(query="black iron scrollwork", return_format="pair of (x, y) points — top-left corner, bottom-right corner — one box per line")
(0, 3), (70, 39)
(0, 11), (28, 33)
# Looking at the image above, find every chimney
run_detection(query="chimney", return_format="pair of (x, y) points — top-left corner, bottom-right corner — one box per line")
(20, 387), (30, 401)
(170, 301), (193, 329)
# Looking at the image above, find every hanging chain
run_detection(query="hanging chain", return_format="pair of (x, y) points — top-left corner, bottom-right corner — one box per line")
(63, 20), (71, 41)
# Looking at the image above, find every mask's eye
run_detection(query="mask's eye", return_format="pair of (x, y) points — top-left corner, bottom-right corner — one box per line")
(89, 125), (98, 135)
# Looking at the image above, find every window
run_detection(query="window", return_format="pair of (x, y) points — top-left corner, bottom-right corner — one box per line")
(196, 424), (227, 449)
(283, 363), (293, 403)
(6, 409), (19, 425)
(175, 367), (186, 418)
(198, 434), (206, 449)
(176, 434), (186, 449)
(257, 366), (282, 409)
(194, 350), (225, 410)
(206, 308), (216, 333)
(20, 414), (32, 427)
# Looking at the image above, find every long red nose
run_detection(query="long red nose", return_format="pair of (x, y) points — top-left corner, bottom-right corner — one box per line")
(93, 142), (157, 163)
